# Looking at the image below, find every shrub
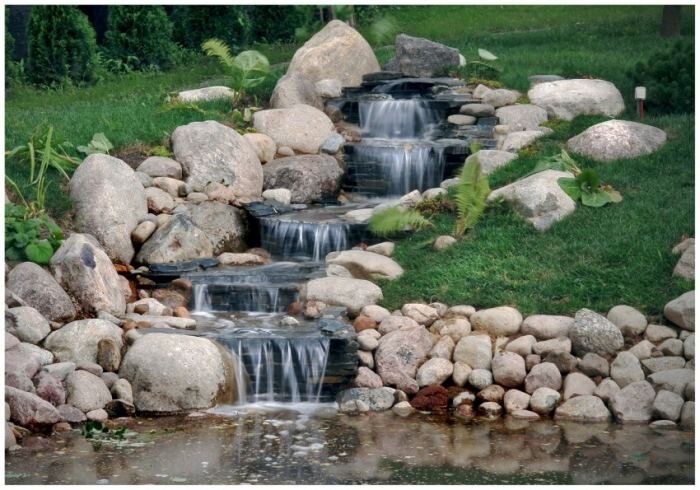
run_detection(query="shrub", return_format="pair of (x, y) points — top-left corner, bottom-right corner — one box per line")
(26, 6), (98, 86)
(5, 202), (64, 264)
(104, 6), (175, 71)
(170, 6), (251, 51)
(628, 39), (694, 114)
(248, 6), (317, 44)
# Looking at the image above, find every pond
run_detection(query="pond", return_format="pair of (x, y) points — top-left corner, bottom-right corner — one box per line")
(5, 405), (694, 485)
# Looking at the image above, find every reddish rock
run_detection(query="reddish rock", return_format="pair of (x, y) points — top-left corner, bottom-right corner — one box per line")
(6, 387), (61, 431)
(477, 384), (506, 403)
(133, 304), (149, 315)
(122, 320), (137, 332)
(287, 302), (303, 316)
(173, 306), (191, 319)
(455, 403), (475, 420)
(53, 422), (72, 432)
(152, 288), (188, 309)
(96, 338), (121, 372)
(354, 315), (378, 333)
(170, 278), (193, 293)
(34, 372), (66, 406)
(114, 264), (132, 274)
(410, 385), (449, 411)
(303, 300), (325, 319)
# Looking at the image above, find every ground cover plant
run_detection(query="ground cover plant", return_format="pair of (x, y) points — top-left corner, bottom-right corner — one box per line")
(4, 5), (694, 316)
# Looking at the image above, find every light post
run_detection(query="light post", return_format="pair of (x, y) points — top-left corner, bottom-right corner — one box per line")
(635, 86), (647, 120)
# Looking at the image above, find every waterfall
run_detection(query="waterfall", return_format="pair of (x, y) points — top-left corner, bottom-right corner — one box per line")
(192, 283), (213, 313)
(219, 336), (331, 405)
(346, 142), (446, 196)
(358, 98), (442, 139)
(259, 218), (351, 261)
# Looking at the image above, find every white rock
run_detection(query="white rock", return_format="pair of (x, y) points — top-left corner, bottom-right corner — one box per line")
(487, 170), (576, 231)
(664, 291), (694, 331)
(465, 149), (517, 175)
(470, 306), (522, 337)
(177, 86), (235, 103)
(495, 104), (548, 131)
(253, 104), (335, 154)
(567, 120), (666, 162)
(528, 79), (625, 120)
(521, 315), (574, 339)
(416, 358), (454, 387)
(453, 335), (492, 370)
(607, 305), (647, 336)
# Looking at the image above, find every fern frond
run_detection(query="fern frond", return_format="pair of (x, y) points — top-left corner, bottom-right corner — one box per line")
(452, 158), (490, 237)
(369, 207), (432, 237)
(202, 38), (236, 69)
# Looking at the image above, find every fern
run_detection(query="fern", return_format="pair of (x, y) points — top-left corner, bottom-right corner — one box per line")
(202, 39), (270, 94)
(369, 207), (432, 237)
(202, 39), (235, 68)
(452, 159), (490, 237)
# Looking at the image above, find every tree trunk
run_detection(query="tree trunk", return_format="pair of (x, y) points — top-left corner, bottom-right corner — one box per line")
(661, 6), (682, 37)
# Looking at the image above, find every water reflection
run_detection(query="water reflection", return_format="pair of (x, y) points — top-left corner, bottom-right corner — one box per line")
(5, 408), (694, 485)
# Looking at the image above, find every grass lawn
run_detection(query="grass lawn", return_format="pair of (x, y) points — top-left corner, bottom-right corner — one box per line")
(379, 114), (694, 316)
(4, 5), (695, 315)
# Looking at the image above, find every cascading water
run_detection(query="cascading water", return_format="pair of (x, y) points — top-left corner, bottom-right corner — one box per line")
(358, 98), (442, 139)
(218, 335), (331, 404)
(259, 218), (351, 262)
(345, 96), (449, 196)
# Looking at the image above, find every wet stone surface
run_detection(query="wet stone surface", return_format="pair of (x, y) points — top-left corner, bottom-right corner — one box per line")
(5, 409), (694, 485)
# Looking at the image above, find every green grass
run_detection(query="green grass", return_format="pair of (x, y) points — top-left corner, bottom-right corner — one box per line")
(5, 59), (284, 215)
(4, 6), (695, 314)
(380, 114), (694, 316)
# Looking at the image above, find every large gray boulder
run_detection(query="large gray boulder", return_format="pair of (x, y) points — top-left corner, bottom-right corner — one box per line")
(253, 105), (335, 155)
(375, 326), (433, 390)
(65, 370), (112, 412)
(136, 156), (182, 179)
(5, 386), (61, 430)
(554, 395), (611, 422)
(610, 380), (656, 423)
(567, 120), (667, 162)
(470, 306), (522, 336)
(491, 351), (527, 388)
(44, 319), (124, 365)
(262, 154), (343, 203)
(570, 308), (624, 355)
(664, 291), (694, 331)
(521, 315), (574, 339)
(6, 262), (76, 322)
(527, 79), (625, 120)
(610, 352), (645, 388)
(647, 369), (694, 396)
(136, 214), (214, 264)
(171, 120), (263, 196)
(500, 129), (549, 152)
(337, 387), (395, 412)
(69, 154), (147, 264)
(487, 170), (576, 231)
(184, 202), (247, 255)
(120, 333), (235, 413)
(465, 150), (517, 175)
(5, 306), (50, 345)
(673, 240), (695, 280)
(495, 104), (548, 131)
(326, 250), (404, 280)
(386, 34), (461, 77)
(49, 234), (125, 316)
(304, 277), (382, 315)
(453, 335), (492, 370)
(272, 20), (380, 108)
(271, 73), (323, 110)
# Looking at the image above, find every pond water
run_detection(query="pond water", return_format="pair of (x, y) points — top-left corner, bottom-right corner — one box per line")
(5, 406), (694, 485)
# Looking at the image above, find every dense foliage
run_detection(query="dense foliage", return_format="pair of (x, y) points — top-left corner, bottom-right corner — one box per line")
(628, 39), (694, 114)
(26, 6), (98, 86)
(248, 6), (317, 43)
(171, 6), (251, 51)
(104, 6), (175, 71)
(5, 203), (64, 264)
